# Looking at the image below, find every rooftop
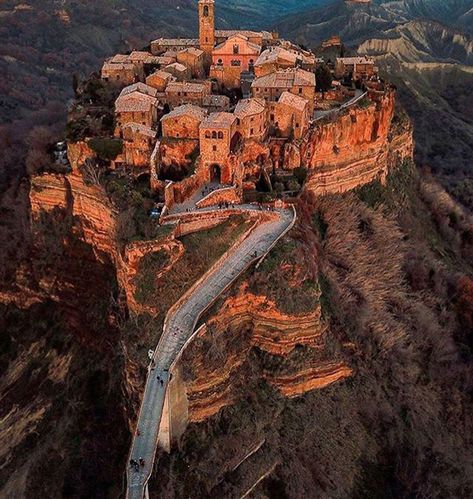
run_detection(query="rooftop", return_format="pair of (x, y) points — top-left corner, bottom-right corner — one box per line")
(165, 62), (188, 73)
(146, 70), (175, 81)
(214, 34), (261, 53)
(162, 104), (207, 122)
(102, 62), (136, 72)
(254, 47), (299, 67)
(120, 82), (158, 98)
(152, 38), (198, 46)
(278, 91), (309, 112)
(235, 98), (266, 117)
(252, 68), (316, 89)
(166, 81), (209, 93)
(122, 123), (157, 138)
(115, 92), (158, 113)
(203, 94), (230, 107)
(201, 112), (237, 130)
(179, 47), (204, 57)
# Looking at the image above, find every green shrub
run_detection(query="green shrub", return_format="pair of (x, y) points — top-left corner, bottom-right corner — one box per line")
(88, 137), (123, 161)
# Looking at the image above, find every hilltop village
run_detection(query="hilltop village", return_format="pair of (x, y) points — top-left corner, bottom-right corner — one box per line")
(83, 0), (386, 213)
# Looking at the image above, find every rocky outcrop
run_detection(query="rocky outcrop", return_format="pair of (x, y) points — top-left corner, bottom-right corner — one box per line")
(302, 90), (412, 196)
(179, 285), (350, 422)
(30, 172), (117, 261)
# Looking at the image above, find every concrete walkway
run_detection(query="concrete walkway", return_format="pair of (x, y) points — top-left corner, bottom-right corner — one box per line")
(168, 182), (225, 214)
(126, 205), (295, 499)
(313, 89), (365, 122)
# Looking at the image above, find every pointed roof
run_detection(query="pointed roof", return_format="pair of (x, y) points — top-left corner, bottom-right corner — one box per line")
(119, 82), (158, 98)
(161, 104), (207, 122)
(235, 98), (266, 118)
(252, 68), (315, 89)
(278, 92), (309, 113)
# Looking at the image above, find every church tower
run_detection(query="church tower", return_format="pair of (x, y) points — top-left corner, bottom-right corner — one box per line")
(199, 0), (215, 60)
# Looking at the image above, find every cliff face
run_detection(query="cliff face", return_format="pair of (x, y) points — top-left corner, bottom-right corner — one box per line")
(180, 280), (351, 422)
(302, 91), (414, 195)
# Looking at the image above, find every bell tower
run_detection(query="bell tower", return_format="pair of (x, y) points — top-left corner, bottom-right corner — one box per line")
(199, 0), (215, 60)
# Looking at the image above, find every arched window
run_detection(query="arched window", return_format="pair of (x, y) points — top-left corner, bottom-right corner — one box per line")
(217, 131), (223, 139)
(212, 131), (217, 139)
(203, 5), (209, 17)
(233, 44), (239, 55)
(205, 131), (211, 139)
(231, 60), (241, 67)
(217, 59), (223, 65)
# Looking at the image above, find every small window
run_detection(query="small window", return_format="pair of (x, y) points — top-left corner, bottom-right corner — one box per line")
(205, 131), (211, 139)
(231, 60), (241, 67)
(270, 114), (275, 121)
(233, 44), (239, 55)
(218, 59), (223, 65)
(203, 5), (209, 17)
(212, 131), (217, 139)
(213, 145), (217, 151)
(218, 131), (224, 139)
(299, 87), (303, 94)
(250, 128), (254, 135)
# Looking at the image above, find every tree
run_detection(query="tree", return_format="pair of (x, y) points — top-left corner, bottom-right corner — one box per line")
(316, 64), (333, 97)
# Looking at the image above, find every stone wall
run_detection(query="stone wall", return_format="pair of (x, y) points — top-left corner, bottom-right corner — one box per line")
(195, 186), (242, 209)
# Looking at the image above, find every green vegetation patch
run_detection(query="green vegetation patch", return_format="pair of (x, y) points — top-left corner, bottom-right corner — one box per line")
(88, 137), (123, 161)
(249, 237), (320, 315)
(134, 250), (170, 305)
(134, 215), (250, 309)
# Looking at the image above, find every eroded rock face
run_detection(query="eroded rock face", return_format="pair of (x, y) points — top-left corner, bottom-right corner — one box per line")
(179, 285), (351, 422)
(302, 90), (414, 195)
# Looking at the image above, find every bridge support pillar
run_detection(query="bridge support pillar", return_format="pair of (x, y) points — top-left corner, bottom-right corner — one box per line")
(157, 364), (189, 452)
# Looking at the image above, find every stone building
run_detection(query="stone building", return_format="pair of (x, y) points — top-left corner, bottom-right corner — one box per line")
(202, 94), (230, 113)
(101, 62), (141, 86)
(165, 81), (211, 109)
(252, 68), (316, 113)
(254, 47), (299, 77)
(199, 0), (215, 62)
(234, 98), (267, 141)
(335, 56), (376, 81)
(215, 30), (275, 47)
(151, 38), (198, 55)
(115, 91), (160, 134)
(177, 47), (206, 79)
(146, 70), (175, 92)
(121, 123), (157, 168)
(200, 112), (239, 183)
(210, 34), (261, 89)
(269, 91), (310, 139)
(164, 62), (191, 82)
(161, 105), (207, 140)
(119, 82), (159, 99)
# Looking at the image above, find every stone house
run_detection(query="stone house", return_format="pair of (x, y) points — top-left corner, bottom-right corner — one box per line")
(115, 91), (160, 134)
(202, 94), (230, 113)
(269, 91), (310, 139)
(251, 68), (316, 113)
(335, 56), (376, 81)
(177, 47), (206, 79)
(210, 34), (261, 89)
(254, 47), (299, 77)
(234, 98), (267, 141)
(119, 82), (159, 99)
(151, 38), (199, 55)
(165, 81), (211, 109)
(121, 123), (157, 168)
(146, 70), (175, 92)
(199, 112), (239, 183)
(161, 105), (207, 139)
(164, 62), (191, 82)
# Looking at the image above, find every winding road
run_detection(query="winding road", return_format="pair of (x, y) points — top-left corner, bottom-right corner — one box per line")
(126, 205), (296, 499)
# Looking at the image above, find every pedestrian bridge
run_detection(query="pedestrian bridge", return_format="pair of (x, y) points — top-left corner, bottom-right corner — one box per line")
(126, 204), (296, 499)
